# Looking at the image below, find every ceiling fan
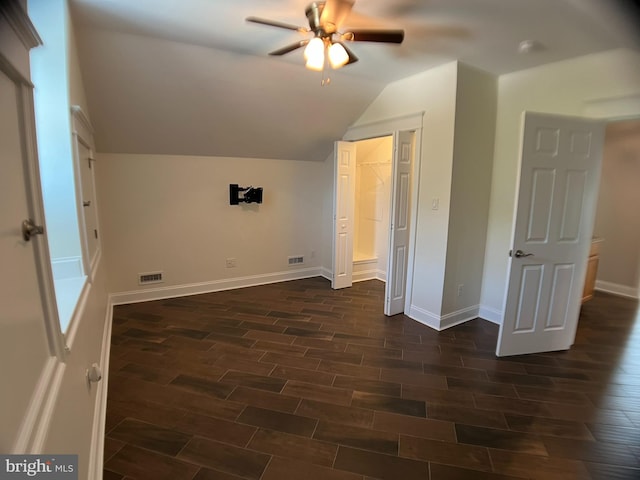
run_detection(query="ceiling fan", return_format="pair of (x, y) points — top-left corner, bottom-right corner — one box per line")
(246, 0), (404, 72)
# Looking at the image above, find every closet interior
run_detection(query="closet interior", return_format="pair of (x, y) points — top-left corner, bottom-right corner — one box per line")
(353, 135), (393, 282)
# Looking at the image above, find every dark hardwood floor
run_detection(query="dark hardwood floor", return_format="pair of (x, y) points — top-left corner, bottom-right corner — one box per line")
(103, 277), (640, 480)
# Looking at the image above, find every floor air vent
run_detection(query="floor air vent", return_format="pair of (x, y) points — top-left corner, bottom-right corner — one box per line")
(139, 272), (163, 285)
(288, 256), (304, 266)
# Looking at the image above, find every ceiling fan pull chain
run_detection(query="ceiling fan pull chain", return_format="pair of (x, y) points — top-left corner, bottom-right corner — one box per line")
(321, 58), (331, 86)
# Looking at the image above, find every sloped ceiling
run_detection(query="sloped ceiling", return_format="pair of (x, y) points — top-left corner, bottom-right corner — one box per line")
(69, 0), (639, 162)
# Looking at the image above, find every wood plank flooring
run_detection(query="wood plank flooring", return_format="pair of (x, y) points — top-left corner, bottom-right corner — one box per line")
(104, 277), (640, 480)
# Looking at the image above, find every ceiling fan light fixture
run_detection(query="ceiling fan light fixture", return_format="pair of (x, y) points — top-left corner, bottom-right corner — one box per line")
(304, 36), (324, 60)
(304, 36), (325, 70)
(328, 42), (349, 69)
(305, 56), (325, 71)
(247, 1), (405, 76)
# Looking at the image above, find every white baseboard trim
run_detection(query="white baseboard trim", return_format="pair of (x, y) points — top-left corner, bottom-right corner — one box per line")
(353, 269), (378, 282)
(595, 280), (639, 299)
(320, 267), (385, 284)
(479, 305), (503, 325)
(353, 258), (378, 283)
(320, 267), (332, 281)
(439, 305), (481, 330)
(353, 257), (378, 265)
(407, 305), (442, 330)
(110, 267), (322, 305)
(408, 304), (480, 331)
(352, 269), (386, 283)
(51, 256), (83, 280)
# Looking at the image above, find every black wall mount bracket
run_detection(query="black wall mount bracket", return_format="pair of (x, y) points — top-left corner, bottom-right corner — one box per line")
(230, 184), (263, 205)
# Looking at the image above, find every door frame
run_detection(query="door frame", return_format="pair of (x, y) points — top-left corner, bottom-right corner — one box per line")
(71, 105), (101, 282)
(582, 97), (640, 299)
(342, 112), (424, 314)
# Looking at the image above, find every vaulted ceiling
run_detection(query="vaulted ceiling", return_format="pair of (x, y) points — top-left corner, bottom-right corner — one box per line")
(69, 0), (639, 162)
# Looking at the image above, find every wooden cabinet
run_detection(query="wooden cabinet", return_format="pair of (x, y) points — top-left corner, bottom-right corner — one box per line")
(582, 239), (602, 303)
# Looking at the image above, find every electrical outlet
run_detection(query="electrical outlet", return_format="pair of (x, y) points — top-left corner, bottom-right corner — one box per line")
(457, 284), (464, 297)
(226, 258), (237, 268)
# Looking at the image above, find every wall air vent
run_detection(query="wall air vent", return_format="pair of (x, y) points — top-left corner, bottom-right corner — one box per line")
(288, 256), (304, 266)
(138, 271), (163, 285)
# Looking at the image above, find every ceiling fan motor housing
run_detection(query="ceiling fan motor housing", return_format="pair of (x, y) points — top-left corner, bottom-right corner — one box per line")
(306, 1), (335, 37)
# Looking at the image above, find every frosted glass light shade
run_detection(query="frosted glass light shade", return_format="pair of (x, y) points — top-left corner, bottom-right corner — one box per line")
(304, 37), (325, 70)
(305, 56), (324, 71)
(328, 42), (349, 69)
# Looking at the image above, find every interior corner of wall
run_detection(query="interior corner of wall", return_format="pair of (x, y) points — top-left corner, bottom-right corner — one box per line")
(478, 304), (503, 325)
(407, 304), (442, 331)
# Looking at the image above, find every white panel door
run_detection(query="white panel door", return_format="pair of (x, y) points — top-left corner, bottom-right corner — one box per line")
(332, 141), (356, 289)
(0, 63), (55, 448)
(385, 131), (413, 315)
(497, 112), (604, 356)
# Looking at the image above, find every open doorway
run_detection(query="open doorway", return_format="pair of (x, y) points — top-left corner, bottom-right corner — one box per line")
(332, 126), (418, 316)
(592, 118), (640, 300)
(352, 136), (393, 283)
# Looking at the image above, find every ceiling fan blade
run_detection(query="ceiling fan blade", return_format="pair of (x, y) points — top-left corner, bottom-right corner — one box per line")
(337, 41), (359, 65)
(246, 16), (308, 33)
(320, 0), (355, 33)
(344, 29), (405, 43)
(269, 40), (310, 56)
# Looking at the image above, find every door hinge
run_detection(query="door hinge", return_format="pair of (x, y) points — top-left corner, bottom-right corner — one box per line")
(94, 229), (98, 239)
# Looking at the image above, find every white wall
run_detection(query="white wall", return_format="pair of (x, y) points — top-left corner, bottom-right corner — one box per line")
(443, 64), (497, 319)
(97, 154), (325, 295)
(593, 119), (640, 298)
(354, 62), (459, 318)
(351, 62), (497, 328)
(480, 48), (640, 317)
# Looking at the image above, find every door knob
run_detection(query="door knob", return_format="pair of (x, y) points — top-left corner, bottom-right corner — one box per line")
(513, 249), (534, 258)
(22, 219), (44, 242)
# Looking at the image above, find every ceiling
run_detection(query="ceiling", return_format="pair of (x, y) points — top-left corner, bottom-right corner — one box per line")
(69, 0), (640, 162)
